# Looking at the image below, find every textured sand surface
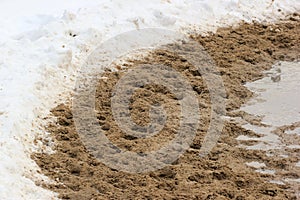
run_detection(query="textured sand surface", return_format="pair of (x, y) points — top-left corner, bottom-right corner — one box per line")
(33, 15), (299, 199)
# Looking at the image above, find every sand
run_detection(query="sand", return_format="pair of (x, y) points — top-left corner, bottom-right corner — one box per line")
(32, 14), (299, 199)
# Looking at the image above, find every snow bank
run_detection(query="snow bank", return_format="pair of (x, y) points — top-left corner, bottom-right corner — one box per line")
(0, 0), (299, 199)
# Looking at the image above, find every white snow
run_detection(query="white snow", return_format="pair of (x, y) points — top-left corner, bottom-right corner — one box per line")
(0, 0), (299, 199)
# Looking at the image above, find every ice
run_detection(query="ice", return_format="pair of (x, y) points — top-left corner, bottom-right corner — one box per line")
(237, 62), (300, 150)
(246, 161), (266, 169)
(236, 62), (300, 184)
(255, 169), (276, 175)
(242, 62), (300, 128)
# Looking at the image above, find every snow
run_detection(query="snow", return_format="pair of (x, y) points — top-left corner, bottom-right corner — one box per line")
(0, 0), (299, 199)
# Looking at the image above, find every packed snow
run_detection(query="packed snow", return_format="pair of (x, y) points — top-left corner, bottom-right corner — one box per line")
(0, 0), (299, 199)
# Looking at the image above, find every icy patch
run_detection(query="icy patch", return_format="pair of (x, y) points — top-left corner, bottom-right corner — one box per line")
(237, 61), (300, 150)
(236, 61), (300, 189)
(285, 178), (300, 183)
(242, 62), (300, 129)
(246, 161), (266, 168)
(269, 180), (285, 185)
(255, 169), (276, 175)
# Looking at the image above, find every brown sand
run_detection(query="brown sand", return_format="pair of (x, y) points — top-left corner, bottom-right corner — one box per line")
(32, 14), (300, 199)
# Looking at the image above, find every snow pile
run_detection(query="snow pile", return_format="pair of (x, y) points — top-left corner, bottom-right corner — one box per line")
(0, 0), (299, 199)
